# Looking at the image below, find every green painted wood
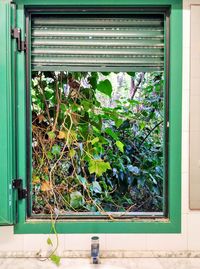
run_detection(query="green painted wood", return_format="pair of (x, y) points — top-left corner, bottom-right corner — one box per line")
(12, 0), (182, 234)
(0, 0), (14, 225)
(31, 15), (164, 71)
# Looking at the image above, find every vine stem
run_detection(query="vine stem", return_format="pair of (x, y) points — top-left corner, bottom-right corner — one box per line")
(139, 120), (163, 148)
(49, 113), (73, 187)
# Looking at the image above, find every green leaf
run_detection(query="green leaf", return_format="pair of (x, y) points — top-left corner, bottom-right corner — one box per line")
(51, 145), (61, 156)
(81, 100), (91, 111)
(47, 131), (55, 140)
(115, 118), (123, 128)
(47, 237), (53, 246)
(105, 128), (119, 141)
(91, 137), (99, 145)
(92, 181), (102, 193)
(101, 72), (110, 76)
(47, 151), (53, 160)
(70, 191), (85, 209)
(89, 76), (98, 89)
(50, 254), (61, 266)
(96, 79), (112, 97)
(127, 72), (136, 77)
(77, 176), (87, 187)
(88, 159), (111, 176)
(116, 141), (124, 153)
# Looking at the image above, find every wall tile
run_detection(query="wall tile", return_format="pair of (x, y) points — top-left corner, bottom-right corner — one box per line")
(182, 172), (189, 213)
(106, 234), (147, 251)
(146, 214), (188, 251)
(190, 96), (200, 131)
(64, 234), (106, 251)
(190, 131), (200, 171)
(182, 131), (189, 173)
(0, 227), (24, 252)
(188, 213), (200, 250)
(190, 78), (200, 96)
(24, 234), (65, 254)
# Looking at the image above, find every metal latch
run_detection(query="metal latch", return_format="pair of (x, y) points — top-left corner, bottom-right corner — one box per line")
(11, 28), (26, 52)
(12, 179), (27, 200)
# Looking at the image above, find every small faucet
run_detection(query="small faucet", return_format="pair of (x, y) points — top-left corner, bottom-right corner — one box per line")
(91, 236), (100, 264)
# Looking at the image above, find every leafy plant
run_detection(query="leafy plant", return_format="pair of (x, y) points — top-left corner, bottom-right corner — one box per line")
(31, 71), (164, 216)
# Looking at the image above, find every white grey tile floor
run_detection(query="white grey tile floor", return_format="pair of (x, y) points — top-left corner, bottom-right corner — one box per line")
(0, 258), (200, 269)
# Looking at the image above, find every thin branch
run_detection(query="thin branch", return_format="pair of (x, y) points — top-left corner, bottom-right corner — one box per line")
(139, 120), (163, 148)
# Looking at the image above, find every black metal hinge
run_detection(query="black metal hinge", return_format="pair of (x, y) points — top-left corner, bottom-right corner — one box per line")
(11, 28), (26, 52)
(12, 179), (27, 200)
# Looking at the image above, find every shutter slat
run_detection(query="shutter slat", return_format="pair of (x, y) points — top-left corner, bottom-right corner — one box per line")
(33, 55), (163, 64)
(31, 15), (164, 71)
(32, 28), (164, 38)
(32, 17), (163, 27)
(32, 38), (164, 47)
(32, 47), (164, 56)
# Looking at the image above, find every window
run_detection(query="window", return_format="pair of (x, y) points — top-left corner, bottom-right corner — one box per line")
(28, 11), (166, 219)
(0, 0), (182, 234)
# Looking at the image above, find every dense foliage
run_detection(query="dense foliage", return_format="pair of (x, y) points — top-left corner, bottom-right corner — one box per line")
(31, 71), (164, 216)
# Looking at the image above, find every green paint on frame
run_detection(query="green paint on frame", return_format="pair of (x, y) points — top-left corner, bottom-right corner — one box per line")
(1, 0), (182, 233)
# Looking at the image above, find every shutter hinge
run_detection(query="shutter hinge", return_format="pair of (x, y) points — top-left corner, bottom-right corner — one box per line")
(11, 28), (26, 52)
(12, 179), (27, 200)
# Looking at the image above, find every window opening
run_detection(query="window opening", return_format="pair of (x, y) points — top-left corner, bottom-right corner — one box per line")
(26, 10), (168, 219)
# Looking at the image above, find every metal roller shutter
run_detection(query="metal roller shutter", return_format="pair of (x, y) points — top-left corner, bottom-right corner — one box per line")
(31, 14), (164, 72)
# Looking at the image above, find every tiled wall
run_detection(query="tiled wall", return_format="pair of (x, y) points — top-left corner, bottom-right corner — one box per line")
(190, 4), (200, 209)
(1, 0), (200, 256)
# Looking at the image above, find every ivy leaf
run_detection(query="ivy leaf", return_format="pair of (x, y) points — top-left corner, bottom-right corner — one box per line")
(50, 254), (61, 266)
(41, 181), (52, 192)
(97, 79), (112, 97)
(32, 175), (40, 185)
(47, 131), (55, 140)
(70, 191), (85, 209)
(92, 181), (102, 193)
(77, 175), (87, 188)
(69, 148), (76, 158)
(127, 72), (136, 77)
(47, 237), (53, 246)
(51, 145), (61, 156)
(105, 128), (119, 141)
(47, 151), (53, 160)
(91, 137), (99, 145)
(101, 72), (110, 76)
(57, 131), (66, 139)
(88, 159), (111, 176)
(116, 141), (124, 153)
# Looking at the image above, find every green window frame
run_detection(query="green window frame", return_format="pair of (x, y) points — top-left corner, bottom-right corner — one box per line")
(0, 0), (182, 234)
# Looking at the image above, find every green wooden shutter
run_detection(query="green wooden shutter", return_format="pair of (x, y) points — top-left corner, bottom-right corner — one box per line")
(31, 14), (164, 72)
(0, 0), (14, 225)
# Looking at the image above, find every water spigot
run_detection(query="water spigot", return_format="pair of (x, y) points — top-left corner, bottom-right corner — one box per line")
(91, 236), (100, 264)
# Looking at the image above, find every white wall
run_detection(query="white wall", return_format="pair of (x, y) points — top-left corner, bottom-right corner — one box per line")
(1, 0), (200, 257)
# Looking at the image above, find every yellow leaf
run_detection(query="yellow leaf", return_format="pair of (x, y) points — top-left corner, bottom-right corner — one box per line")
(69, 148), (76, 158)
(41, 181), (52, 192)
(43, 166), (49, 174)
(57, 131), (66, 139)
(32, 175), (40, 185)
